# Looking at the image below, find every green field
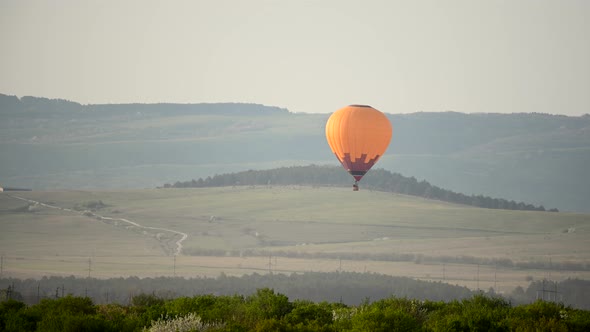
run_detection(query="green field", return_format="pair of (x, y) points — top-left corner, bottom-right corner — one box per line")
(1, 187), (589, 293)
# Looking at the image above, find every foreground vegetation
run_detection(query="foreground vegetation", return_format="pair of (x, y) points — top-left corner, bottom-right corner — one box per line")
(2, 290), (590, 332)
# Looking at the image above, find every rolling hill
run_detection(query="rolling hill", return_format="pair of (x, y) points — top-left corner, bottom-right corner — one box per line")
(1, 93), (589, 212)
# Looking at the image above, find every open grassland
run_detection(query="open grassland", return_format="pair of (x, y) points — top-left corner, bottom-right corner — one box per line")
(1, 187), (589, 293)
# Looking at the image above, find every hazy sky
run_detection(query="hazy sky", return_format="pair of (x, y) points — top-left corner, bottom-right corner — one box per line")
(1, 0), (588, 115)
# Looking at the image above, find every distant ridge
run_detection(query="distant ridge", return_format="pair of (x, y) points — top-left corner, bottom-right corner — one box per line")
(2, 92), (588, 212)
(162, 165), (557, 212)
(0, 93), (289, 116)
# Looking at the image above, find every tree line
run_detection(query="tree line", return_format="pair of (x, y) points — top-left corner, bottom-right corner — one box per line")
(163, 165), (557, 212)
(3, 273), (589, 310)
(181, 248), (590, 273)
(1, 272), (473, 307)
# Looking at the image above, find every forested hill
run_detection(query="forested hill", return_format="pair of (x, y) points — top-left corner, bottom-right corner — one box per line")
(163, 165), (556, 212)
(2, 93), (589, 212)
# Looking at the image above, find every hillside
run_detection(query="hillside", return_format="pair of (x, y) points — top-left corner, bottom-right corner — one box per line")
(165, 165), (556, 212)
(1, 93), (589, 212)
(1, 187), (589, 294)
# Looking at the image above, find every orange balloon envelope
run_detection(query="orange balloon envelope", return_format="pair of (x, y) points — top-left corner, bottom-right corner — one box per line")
(325, 105), (392, 188)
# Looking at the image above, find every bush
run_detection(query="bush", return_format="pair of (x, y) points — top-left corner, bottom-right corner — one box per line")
(144, 312), (223, 332)
(246, 288), (293, 322)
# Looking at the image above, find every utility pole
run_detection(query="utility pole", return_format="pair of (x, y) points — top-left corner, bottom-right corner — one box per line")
(476, 264), (480, 291)
(494, 264), (497, 291)
(538, 279), (551, 301)
(6, 284), (12, 300)
(538, 279), (560, 302)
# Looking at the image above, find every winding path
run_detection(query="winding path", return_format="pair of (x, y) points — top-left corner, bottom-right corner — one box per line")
(8, 195), (188, 256)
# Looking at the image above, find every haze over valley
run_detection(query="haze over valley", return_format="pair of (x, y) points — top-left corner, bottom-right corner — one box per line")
(1, 95), (589, 309)
(1, 1), (590, 328)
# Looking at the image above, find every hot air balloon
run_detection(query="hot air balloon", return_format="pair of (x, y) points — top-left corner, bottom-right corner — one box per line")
(325, 105), (392, 191)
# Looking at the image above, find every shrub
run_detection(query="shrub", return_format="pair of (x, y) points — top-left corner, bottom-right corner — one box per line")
(144, 312), (223, 332)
